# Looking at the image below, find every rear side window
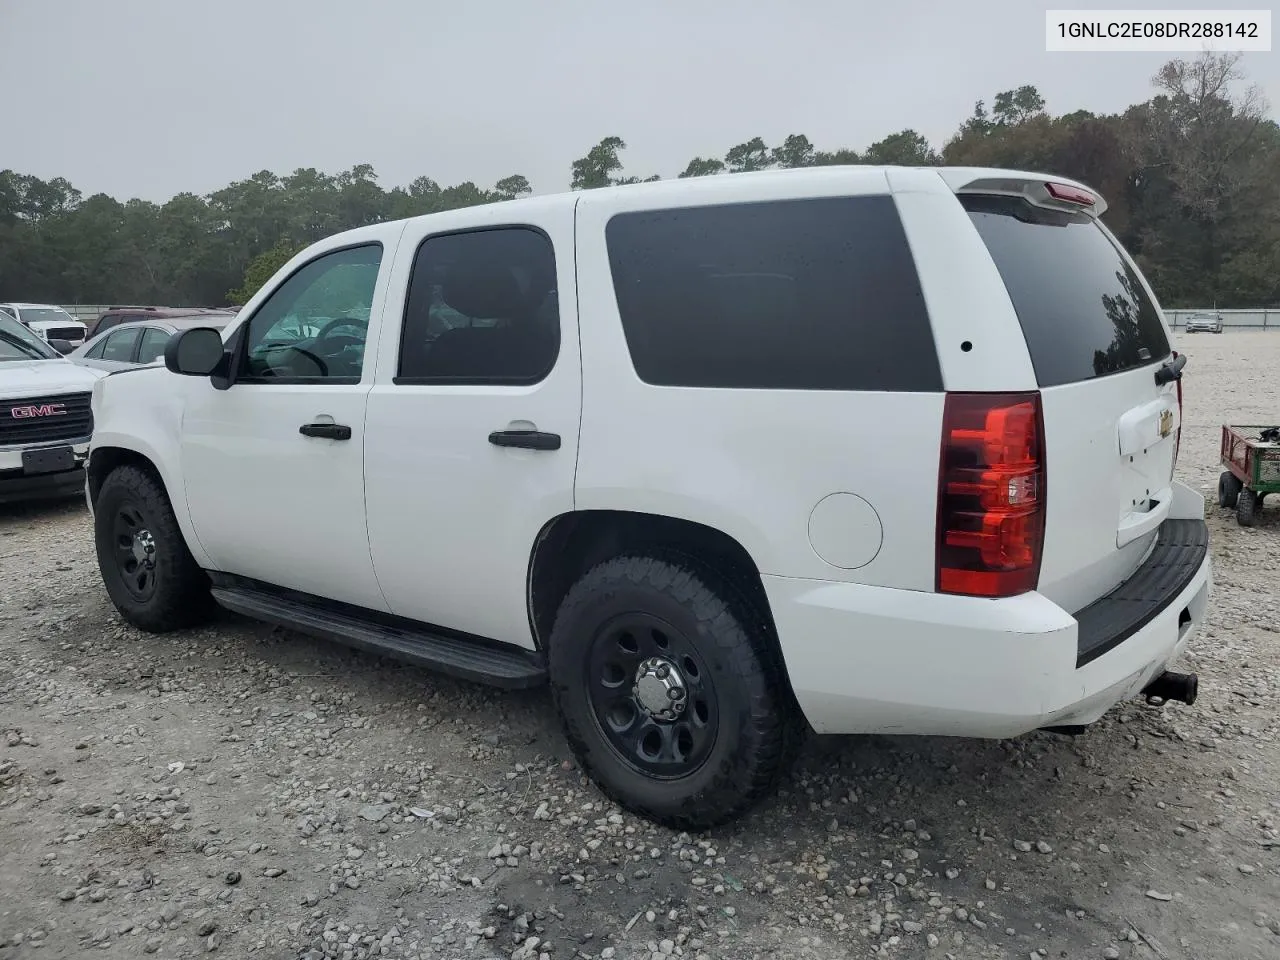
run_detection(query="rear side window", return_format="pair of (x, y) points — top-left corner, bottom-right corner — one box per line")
(961, 195), (1171, 387)
(605, 196), (941, 391)
(102, 327), (141, 362)
(137, 327), (171, 364)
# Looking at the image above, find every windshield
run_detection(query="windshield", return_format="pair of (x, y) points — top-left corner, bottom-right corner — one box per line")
(0, 315), (60, 361)
(18, 307), (79, 326)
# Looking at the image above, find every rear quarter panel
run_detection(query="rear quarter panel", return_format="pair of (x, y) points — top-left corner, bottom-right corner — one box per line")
(573, 170), (951, 590)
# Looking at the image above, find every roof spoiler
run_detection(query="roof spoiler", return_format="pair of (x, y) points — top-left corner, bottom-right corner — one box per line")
(939, 169), (1108, 218)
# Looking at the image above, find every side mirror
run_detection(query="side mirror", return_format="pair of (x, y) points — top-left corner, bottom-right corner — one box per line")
(164, 327), (225, 377)
(48, 338), (75, 355)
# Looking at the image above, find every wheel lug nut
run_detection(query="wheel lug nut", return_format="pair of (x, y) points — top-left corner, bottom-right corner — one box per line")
(656, 665), (669, 679)
(667, 687), (682, 700)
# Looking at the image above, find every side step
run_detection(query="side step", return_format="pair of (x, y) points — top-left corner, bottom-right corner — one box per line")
(210, 585), (547, 689)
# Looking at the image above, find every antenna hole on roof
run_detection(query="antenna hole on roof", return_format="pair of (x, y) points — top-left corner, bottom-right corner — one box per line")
(960, 340), (973, 352)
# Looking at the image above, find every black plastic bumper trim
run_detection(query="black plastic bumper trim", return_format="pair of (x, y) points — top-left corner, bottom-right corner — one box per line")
(1074, 519), (1209, 668)
(0, 465), (87, 505)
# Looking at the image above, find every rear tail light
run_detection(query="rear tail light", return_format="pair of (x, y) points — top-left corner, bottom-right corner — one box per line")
(1171, 350), (1183, 467)
(936, 392), (1046, 598)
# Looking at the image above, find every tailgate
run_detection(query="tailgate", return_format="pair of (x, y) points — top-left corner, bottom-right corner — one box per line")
(960, 189), (1180, 612)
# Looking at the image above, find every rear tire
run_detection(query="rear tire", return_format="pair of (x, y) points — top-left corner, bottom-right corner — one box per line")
(1218, 471), (1242, 509)
(1237, 488), (1258, 527)
(94, 465), (214, 632)
(547, 554), (794, 830)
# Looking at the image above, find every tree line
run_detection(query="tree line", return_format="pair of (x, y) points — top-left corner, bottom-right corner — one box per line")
(1, 52), (1276, 310)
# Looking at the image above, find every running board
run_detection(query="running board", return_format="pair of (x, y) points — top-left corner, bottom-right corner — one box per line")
(209, 585), (547, 689)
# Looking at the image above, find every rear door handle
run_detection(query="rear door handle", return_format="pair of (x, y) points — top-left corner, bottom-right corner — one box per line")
(488, 429), (561, 451)
(299, 422), (352, 440)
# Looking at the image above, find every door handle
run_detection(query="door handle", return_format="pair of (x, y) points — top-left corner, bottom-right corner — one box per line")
(488, 429), (561, 451)
(299, 422), (352, 440)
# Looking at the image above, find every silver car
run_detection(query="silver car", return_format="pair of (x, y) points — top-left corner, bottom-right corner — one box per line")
(67, 314), (233, 373)
(1183, 313), (1224, 334)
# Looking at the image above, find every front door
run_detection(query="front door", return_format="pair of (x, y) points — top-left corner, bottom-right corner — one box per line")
(180, 236), (400, 612)
(364, 202), (582, 647)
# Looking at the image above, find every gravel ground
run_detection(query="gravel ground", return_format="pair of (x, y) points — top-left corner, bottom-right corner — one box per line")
(2, 331), (1278, 960)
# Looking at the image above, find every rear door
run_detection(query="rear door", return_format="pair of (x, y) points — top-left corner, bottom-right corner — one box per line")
(957, 186), (1180, 613)
(363, 199), (581, 649)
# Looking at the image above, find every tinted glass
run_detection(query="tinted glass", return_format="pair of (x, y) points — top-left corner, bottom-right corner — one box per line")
(0, 316), (59, 360)
(102, 327), (141, 362)
(962, 195), (1171, 387)
(397, 227), (560, 384)
(604, 196), (941, 391)
(137, 327), (171, 364)
(84, 337), (108, 359)
(243, 244), (382, 381)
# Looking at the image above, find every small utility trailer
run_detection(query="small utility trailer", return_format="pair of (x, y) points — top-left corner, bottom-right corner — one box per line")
(1218, 424), (1280, 527)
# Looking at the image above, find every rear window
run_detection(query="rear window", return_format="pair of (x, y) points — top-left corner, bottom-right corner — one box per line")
(605, 196), (942, 392)
(962, 195), (1170, 387)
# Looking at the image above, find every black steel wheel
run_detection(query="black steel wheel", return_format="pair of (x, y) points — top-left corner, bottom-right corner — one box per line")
(111, 502), (159, 603)
(1218, 471), (1242, 509)
(548, 554), (797, 830)
(586, 612), (719, 779)
(94, 464), (214, 632)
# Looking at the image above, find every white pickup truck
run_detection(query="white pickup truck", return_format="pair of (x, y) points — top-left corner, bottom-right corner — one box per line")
(0, 303), (88, 349)
(0, 314), (102, 504)
(85, 166), (1211, 828)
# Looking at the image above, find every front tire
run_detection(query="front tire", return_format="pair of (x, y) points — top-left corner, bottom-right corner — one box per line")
(548, 555), (793, 830)
(94, 465), (214, 632)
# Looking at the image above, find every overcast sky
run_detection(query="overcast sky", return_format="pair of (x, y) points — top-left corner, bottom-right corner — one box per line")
(2, 0), (1276, 203)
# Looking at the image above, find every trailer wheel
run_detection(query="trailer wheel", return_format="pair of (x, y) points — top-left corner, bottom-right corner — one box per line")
(1218, 471), (1242, 509)
(1237, 488), (1258, 527)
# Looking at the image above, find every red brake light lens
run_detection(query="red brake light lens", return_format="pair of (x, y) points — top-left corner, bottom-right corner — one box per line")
(1171, 350), (1183, 467)
(936, 392), (1046, 598)
(1045, 182), (1095, 206)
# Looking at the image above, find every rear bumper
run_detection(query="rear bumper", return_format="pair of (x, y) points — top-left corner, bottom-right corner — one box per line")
(765, 482), (1212, 738)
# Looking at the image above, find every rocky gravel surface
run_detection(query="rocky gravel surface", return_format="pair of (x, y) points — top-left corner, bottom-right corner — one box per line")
(2, 331), (1278, 960)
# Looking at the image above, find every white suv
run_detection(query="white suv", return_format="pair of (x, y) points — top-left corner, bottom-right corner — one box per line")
(86, 166), (1211, 828)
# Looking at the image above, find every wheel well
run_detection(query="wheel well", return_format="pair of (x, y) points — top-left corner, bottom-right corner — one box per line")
(527, 511), (789, 671)
(87, 447), (166, 505)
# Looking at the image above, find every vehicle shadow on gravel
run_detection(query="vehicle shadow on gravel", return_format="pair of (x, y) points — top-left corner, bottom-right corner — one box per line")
(0, 496), (86, 524)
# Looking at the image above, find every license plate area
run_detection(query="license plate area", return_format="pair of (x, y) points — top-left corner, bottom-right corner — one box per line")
(22, 446), (75, 475)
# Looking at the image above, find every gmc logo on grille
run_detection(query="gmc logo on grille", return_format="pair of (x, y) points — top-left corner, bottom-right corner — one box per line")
(9, 403), (68, 419)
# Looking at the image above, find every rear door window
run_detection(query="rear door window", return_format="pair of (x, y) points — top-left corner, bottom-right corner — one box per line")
(605, 196), (942, 392)
(137, 327), (171, 364)
(101, 327), (142, 362)
(961, 195), (1171, 387)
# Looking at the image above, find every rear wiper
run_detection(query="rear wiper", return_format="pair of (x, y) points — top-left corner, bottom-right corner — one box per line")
(1154, 353), (1186, 386)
